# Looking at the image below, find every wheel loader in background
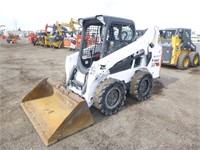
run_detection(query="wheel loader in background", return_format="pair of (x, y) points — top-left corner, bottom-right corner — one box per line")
(21, 15), (162, 146)
(159, 28), (199, 69)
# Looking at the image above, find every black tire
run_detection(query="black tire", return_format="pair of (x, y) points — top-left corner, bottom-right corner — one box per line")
(177, 53), (190, 70)
(189, 52), (199, 67)
(130, 70), (153, 101)
(93, 78), (126, 116)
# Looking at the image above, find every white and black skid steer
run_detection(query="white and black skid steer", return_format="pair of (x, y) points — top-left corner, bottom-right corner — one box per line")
(21, 15), (162, 146)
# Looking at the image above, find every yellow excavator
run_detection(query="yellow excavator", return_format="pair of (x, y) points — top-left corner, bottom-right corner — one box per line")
(159, 28), (199, 69)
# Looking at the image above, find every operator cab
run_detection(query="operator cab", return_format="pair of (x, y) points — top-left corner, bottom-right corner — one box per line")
(159, 28), (196, 51)
(78, 15), (136, 72)
(160, 28), (192, 40)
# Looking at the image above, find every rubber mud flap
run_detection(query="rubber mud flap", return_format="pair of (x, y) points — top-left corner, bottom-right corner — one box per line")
(21, 78), (94, 146)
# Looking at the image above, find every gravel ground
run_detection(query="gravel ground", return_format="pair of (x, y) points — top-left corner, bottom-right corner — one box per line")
(0, 38), (199, 150)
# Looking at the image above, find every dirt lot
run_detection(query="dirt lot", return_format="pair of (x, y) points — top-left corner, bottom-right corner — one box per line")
(0, 38), (200, 150)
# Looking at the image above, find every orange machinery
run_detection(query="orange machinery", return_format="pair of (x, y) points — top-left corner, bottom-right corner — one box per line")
(6, 34), (20, 44)
(28, 32), (37, 44)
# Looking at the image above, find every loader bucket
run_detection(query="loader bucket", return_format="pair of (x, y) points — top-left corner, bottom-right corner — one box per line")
(21, 78), (94, 146)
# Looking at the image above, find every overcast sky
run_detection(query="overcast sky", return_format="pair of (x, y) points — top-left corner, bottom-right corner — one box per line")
(0, 0), (199, 32)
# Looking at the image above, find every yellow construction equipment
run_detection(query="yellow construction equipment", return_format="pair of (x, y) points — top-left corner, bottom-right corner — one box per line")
(65, 18), (78, 33)
(34, 30), (48, 46)
(49, 18), (79, 49)
(21, 78), (94, 146)
(43, 24), (53, 47)
(49, 21), (69, 48)
(159, 28), (199, 69)
(52, 22), (65, 48)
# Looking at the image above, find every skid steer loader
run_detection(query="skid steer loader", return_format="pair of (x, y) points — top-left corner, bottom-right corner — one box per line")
(34, 30), (48, 46)
(43, 24), (53, 47)
(21, 15), (162, 146)
(159, 28), (199, 69)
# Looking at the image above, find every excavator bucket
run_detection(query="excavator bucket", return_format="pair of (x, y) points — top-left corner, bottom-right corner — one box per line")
(21, 78), (94, 146)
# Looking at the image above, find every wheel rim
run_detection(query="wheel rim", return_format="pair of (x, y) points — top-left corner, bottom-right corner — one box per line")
(183, 57), (189, 67)
(194, 55), (199, 65)
(105, 88), (121, 109)
(140, 78), (150, 95)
